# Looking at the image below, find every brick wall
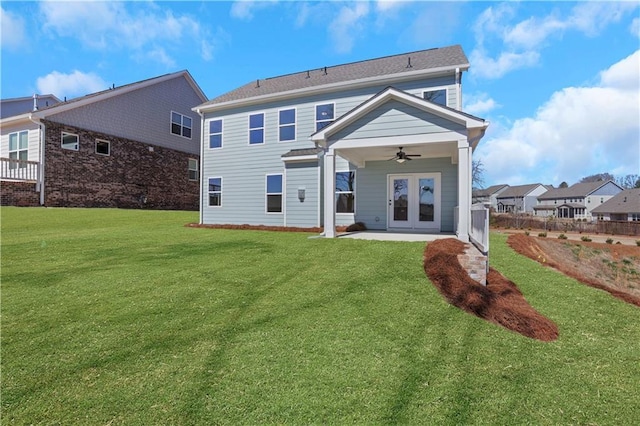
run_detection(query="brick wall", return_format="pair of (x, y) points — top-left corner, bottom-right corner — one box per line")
(42, 120), (199, 210)
(1, 181), (40, 206)
(458, 243), (488, 285)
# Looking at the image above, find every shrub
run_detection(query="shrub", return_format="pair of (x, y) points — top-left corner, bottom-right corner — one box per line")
(346, 222), (367, 232)
(606, 238), (614, 244)
(524, 231), (530, 236)
(538, 232), (547, 238)
(558, 233), (568, 240)
(636, 240), (640, 247)
(581, 236), (592, 242)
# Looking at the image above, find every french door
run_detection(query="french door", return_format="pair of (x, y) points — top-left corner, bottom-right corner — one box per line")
(388, 173), (441, 230)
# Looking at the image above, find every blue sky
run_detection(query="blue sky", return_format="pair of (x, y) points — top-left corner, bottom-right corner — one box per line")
(1, 1), (638, 187)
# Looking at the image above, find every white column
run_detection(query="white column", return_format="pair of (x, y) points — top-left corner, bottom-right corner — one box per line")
(323, 148), (336, 238)
(457, 139), (470, 242)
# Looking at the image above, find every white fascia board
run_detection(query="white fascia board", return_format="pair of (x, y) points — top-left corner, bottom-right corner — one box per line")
(194, 64), (467, 114)
(32, 71), (193, 119)
(0, 113), (34, 127)
(281, 154), (320, 163)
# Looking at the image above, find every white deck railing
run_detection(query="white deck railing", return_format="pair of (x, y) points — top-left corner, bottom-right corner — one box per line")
(0, 158), (40, 182)
(470, 203), (490, 255)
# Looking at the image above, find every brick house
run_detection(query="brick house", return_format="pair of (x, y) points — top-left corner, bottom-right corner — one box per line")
(1, 71), (207, 210)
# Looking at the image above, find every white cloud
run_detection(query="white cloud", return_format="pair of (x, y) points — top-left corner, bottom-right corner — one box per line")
(464, 93), (500, 116)
(328, 2), (370, 54)
(631, 17), (640, 37)
(477, 51), (640, 186)
(39, 1), (216, 64)
(471, 2), (640, 80)
(36, 70), (107, 99)
(1, 6), (27, 51)
(376, 0), (409, 13)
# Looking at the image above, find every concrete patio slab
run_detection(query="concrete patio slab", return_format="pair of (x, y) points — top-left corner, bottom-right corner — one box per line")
(337, 231), (456, 242)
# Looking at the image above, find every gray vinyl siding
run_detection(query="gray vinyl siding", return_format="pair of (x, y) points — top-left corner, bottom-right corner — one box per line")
(355, 157), (457, 231)
(285, 161), (320, 227)
(201, 75), (459, 226)
(329, 100), (465, 142)
(45, 77), (202, 155)
(591, 182), (623, 196)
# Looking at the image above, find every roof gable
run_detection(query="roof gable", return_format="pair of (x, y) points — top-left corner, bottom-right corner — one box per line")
(311, 87), (487, 146)
(32, 70), (207, 119)
(592, 188), (640, 214)
(197, 44), (469, 112)
(538, 180), (621, 200)
(497, 183), (544, 198)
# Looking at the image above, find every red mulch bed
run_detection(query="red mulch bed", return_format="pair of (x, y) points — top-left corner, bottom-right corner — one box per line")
(423, 238), (558, 341)
(508, 234), (640, 307)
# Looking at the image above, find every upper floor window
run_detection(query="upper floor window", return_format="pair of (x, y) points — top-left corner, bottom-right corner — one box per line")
(8, 131), (28, 168)
(95, 139), (110, 156)
(316, 103), (335, 131)
(423, 89), (447, 106)
(249, 113), (264, 145)
(266, 174), (283, 213)
(209, 119), (223, 149)
(208, 177), (222, 206)
(279, 108), (296, 142)
(336, 171), (355, 213)
(188, 158), (198, 181)
(171, 112), (192, 138)
(61, 132), (79, 151)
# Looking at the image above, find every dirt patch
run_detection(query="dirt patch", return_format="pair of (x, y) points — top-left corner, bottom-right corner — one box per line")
(507, 234), (640, 307)
(423, 238), (558, 341)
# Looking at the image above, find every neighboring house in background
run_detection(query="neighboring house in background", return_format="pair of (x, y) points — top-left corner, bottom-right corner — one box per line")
(194, 45), (489, 239)
(0, 94), (61, 119)
(1, 71), (207, 210)
(496, 183), (548, 214)
(472, 184), (508, 210)
(534, 180), (623, 220)
(591, 188), (640, 221)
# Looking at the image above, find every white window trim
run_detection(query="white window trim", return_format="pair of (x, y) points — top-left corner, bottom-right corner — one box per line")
(8, 131), (29, 168)
(248, 112), (265, 146)
(208, 118), (223, 150)
(422, 86), (449, 107)
(170, 111), (193, 140)
(208, 176), (222, 207)
(278, 107), (296, 142)
(315, 102), (335, 132)
(336, 170), (356, 215)
(95, 139), (110, 156)
(188, 158), (198, 181)
(61, 131), (79, 151)
(265, 173), (284, 214)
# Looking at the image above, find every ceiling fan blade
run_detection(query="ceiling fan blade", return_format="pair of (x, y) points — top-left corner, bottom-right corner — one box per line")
(407, 154), (421, 157)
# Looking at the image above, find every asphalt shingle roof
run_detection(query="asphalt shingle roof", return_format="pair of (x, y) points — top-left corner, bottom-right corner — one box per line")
(497, 184), (544, 198)
(592, 188), (640, 214)
(473, 184), (508, 197)
(538, 180), (616, 200)
(202, 44), (469, 106)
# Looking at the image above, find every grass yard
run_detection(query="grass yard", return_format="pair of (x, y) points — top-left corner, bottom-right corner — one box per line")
(2, 207), (639, 425)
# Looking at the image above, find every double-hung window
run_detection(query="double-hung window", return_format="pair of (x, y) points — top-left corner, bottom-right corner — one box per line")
(315, 103), (334, 131)
(266, 174), (283, 213)
(171, 112), (192, 138)
(8, 131), (28, 168)
(188, 159), (198, 181)
(336, 171), (355, 213)
(423, 89), (447, 106)
(61, 132), (79, 151)
(279, 109), (295, 142)
(249, 113), (264, 145)
(208, 177), (222, 206)
(209, 119), (223, 149)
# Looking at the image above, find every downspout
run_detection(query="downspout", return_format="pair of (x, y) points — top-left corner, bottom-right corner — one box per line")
(455, 68), (462, 110)
(29, 113), (45, 206)
(196, 107), (205, 225)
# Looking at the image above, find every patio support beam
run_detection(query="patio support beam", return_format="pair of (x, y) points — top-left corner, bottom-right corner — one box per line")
(323, 148), (336, 238)
(457, 139), (470, 242)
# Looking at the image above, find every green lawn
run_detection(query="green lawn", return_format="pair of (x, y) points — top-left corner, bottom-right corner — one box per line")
(2, 207), (639, 425)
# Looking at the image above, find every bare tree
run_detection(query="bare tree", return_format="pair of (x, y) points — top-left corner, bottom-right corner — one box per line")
(472, 159), (485, 189)
(615, 174), (640, 189)
(579, 172), (615, 183)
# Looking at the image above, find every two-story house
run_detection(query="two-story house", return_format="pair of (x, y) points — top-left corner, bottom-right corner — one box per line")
(472, 184), (508, 210)
(496, 184), (548, 214)
(592, 188), (640, 221)
(534, 180), (623, 219)
(195, 45), (488, 239)
(1, 71), (207, 209)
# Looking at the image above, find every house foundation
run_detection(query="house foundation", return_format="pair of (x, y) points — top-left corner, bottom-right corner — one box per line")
(458, 243), (488, 285)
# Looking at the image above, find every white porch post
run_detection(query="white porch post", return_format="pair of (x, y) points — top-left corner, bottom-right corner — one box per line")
(457, 139), (471, 242)
(323, 148), (336, 238)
